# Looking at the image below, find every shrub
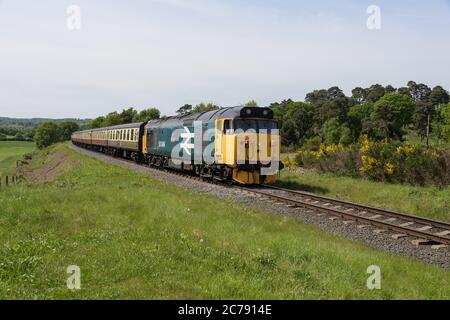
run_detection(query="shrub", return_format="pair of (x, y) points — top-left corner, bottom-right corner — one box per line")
(295, 136), (449, 187)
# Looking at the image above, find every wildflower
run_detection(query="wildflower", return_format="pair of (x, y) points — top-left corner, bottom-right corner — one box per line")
(384, 162), (395, 175)
(359, 135), (371, 154)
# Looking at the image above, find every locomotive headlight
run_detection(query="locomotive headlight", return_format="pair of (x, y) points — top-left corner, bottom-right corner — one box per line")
(262, 110), (269, 116)
(245, 109), (252, 115)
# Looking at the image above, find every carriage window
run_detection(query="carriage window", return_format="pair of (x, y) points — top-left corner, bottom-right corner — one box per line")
(217, 120), (223, 132)
(224, 120), (233, 135)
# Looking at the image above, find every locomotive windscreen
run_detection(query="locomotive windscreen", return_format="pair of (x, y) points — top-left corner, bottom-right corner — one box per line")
(233, 119), (279, 133)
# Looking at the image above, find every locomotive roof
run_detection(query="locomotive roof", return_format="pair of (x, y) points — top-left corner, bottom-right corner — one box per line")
(146, 106), (274, 128)
(74, 106), (274, 134)
(73, 122), (147, 135)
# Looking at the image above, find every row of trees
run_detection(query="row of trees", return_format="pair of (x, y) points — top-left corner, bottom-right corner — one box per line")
(0, 127), (35, 141)
(88, 107), (161, 129)
(175, 101), (260, 116)
(273, 81), (450, 148)
(34, 121), (80, 149)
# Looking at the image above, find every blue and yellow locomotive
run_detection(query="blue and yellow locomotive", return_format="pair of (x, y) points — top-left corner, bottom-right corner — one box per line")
(72, 106), (282, 185)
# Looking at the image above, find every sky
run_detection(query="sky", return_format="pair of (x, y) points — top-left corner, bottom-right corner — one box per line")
(0, 0), (449, 118)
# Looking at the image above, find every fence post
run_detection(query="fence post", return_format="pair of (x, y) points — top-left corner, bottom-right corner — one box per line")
(5, 176), (9, 186)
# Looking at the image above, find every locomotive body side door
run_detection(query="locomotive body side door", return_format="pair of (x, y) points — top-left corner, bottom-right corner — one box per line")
(214, 119), (223, 164)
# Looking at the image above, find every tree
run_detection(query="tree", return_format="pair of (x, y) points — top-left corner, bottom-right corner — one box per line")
(407, 81), (431, 102)
(244, 100), (258, 107)
(398, 87), (411, 98)
(412, 85), (447, 143)
(103, 112), (123, 126)
(321, 118), (342, 145)
(365, 84), (386, 103)
(59, 121), (80, 141)
(306, 87), (350, 127)
(134, 108), (161, 122)
(281, 120), (299, 147)
(119, 108), (138, 124)
(436, 103), (450, 142)
(176, 104), (192, 116)
(13, 131), (25, 141)
(270, 99), (294, 128)
(34, 122), (62, 149)
(321, 118), (352, 145)
(291, 103), (315, 143)
(413, 101), (433, 141)
(351, 87), (368, 104)
(347, 103), (375, 139)
(88, 116), (106, 129)
(0, 133), (7, 141)
(372, 93), (415, 140)
(429, 86), (449, 107)
(192, 103), (220, 114)
(385, 85), (396, 94)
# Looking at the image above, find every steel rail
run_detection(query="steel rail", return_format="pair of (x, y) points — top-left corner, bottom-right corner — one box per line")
(244, 188), (450, 245)
(261, 184), (450, 230)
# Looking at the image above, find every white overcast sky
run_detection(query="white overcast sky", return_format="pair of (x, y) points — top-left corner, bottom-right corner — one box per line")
(1, 0), (449, 118)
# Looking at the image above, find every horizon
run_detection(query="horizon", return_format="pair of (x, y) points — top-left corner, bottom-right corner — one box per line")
(1, 0), (449, 118)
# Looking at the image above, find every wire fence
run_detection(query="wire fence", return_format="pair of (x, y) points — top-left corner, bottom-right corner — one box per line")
(0, 159), (27, 189)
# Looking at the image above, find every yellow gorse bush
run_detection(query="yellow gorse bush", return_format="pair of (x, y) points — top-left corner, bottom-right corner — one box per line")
(396, 145), (417, 155)
(384, 162), (395, 176)
(359, 135), (371, 154)
(360, 155), (381, 174)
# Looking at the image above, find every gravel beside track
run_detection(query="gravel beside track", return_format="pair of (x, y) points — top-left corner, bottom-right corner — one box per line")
(70, 143), (450, 269)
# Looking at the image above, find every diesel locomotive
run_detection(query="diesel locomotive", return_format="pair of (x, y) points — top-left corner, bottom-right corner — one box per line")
(72, 106), (282, 185)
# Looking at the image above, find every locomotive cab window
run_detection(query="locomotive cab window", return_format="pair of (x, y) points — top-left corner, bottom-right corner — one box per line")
(234, 119), (257, 133)
(224, 120), (233, 135)
(258, 120), (279, 133)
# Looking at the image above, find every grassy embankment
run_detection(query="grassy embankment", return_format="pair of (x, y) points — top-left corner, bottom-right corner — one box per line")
(0, 141), (35, 176)
(279, 154), (449, 222)
(0, 144), (449, 299)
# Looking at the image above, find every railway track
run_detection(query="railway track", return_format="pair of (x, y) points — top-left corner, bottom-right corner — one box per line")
(70, 143), (450, 250)
(241, 185), (450, 248)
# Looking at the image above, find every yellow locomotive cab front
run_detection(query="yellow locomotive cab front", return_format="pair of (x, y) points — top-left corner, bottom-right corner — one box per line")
(215, 117), (281, 185)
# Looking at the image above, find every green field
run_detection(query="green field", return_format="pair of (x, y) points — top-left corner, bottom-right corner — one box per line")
(276, 169), (450, 222)
(0, 141), (35, 176)
(0, 144), (449, 299)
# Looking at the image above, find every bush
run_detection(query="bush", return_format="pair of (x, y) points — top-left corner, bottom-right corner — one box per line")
(34, 122), (62, 149)
(34, 121), (80, 149)
(295, 136), (449, 187)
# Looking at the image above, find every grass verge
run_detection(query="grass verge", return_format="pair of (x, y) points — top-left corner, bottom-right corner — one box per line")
(0, 144), (449, 299)
(0, 141), (35, 176)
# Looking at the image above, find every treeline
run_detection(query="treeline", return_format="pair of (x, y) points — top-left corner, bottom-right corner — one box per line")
(87, 103), (227, 129)
(0, 118), (90, 142)
(0, 127), (35, 141)
(272, 81), (450, 148)
(88, 107), (161, 129)
(0, 117), (90, 128)
(34, 121), (80, 149)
